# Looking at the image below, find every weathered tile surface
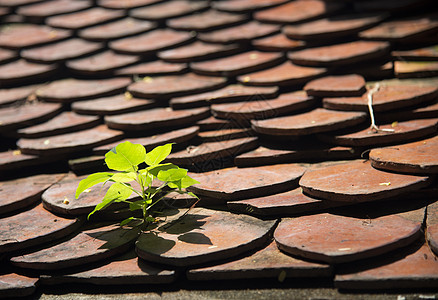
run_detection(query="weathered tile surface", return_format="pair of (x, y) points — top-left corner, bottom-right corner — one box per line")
(10, 223), (139, 270)
(335, 241), (438, 289)
(299, 160), (431, 203)
(188, 164), (306, 200)
(98, 0), (163, 9)
(188, 241), (332, 280)
(251, 108), (367, 136)
(71, 94), (155, 116)
(211, 90), (317, 121)
(0, 59), (57, 87)
(392, 45), (438, 61)
(0, 273), (39, 298)
(289, 40), (390, 67)
(427, 200), (438, 255)
(136, 208), (277, 267)
(369, 135), (438, 174)
(0, 85), (39, 107)
(115, 61), (187, 76)
(79, 18), (156, 42)
(40, 251), (177, 285)
(0, 173), (65, 214)
(274, 213), (422, 263)
(127, 73), (226, 99)
(130, 0), (208, 21)
(238, 61), (327, 86)
(0, 24), (70, 49)
(304, 74), (366, 97)
(318, 118), (438, 147)
(394, 61), (438, 78)
(227, 188), (346, 217)
(0, 203), (82, 253)
(105, 107), (209, 131)
(17, 0), (91, 20)
(21, 38), (102, 63)
(213, 0), (288, 13)
(17, 111), (100, 138)
(17, 125), (124, 156)
(35, 78), (131, 102)
(191, 51), (284, 77)
(252, 33), (306, 52)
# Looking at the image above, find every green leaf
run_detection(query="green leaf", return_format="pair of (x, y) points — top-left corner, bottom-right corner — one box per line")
(144, 143), (173, 166)
(187, 192), (199, 199)
(87, 182), (132, 219)
(167, 174), (199, 190)
(75, 172), (113, 199)
(111, 172), (137, 183)
(147, 163), (178, 177)
(157, 168), (187, 182)
(120, 217), (134, 226)
(129, 200), (144, 211)
(105, 141), (146, 172)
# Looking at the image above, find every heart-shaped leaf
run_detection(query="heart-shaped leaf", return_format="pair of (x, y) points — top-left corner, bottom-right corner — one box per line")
(105, 141), (146, 171)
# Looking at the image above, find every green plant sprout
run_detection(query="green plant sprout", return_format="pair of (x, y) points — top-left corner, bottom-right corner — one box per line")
(75, 141), (199, 229)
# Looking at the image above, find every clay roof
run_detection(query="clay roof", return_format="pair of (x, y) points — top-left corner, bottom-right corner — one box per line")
(0, 0), (437, 298)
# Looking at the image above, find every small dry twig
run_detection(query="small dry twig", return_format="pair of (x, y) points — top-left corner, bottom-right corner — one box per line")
(367, 83), (395, 133)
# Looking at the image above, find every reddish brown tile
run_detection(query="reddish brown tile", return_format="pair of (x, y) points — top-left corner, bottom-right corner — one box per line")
(213, 0), (288, 13)
(167, 10), (248, 32)
(0, 203), (82, 253)
(0, 102), (63, 133)
(0, 24), (70, 50)
(0, 84), (39, 107)
(0, 273), (38, 298)
(46, 7), (124, 30)
(0, 48), (17, 64)
(109, 29), (194, 55)
(116, 60), (187, 76)
(369, 135), (438, 174)
(0, 149), (54, 172)
(165, 137), (258, 168)
(322, 84), (438, 112)
(198, 128), (255, 143)
(288, 40), (390, 67)
(318, 119), (438, 147)
(188, 241), (332, 280)
(227, 188), (346, 217)
(17, 112), (100, 138)
(254, 0), (345, 24)
(40, 251), (177, 285)
(211, 90), (317, 122)
(252, 33), (306, 52)
(159, 41), (243, 64)
(42, 173), (125, 216)
(0, 173), (65, 214)
(17, 124), (124, 156)
(196, 116), (242, 131)
(274, 213), (422, 263)
(188, 164), (305, 200)
(10, 223), (139, 270)
(105, 107), (209, 131)
(191, 51), (284, 77)
(304, 74), (366, 97)
(21, 38), (102, 64)
(136, 207), (276, 267)
(234, 142), (357, 167)
(335, 241), (438, 289)
(127, 73), (226, 99)
(17, 0), (91, 20)
(93, 126), (199, 155)
(392, 45), (438, 61)
(98, 0), (163, 9)
(299, 160), (431, 203)
(79, 18), (156, 42)
(66, 51), (140, 76)
(130, 0), (208, 21)
(427, 200), (438, 255)
(251, 108), (367, 136)
(36, 77), (131, 102)
(71, 94), (155, 116)
(237, 61), (327, 86)
(359, 15), (438, 42)
(0, 0), (42, 6)
(170, 84), (278, 110)
(283, 13), (387, 41)
(0, 59), (57, 87)
(394, 61), (438, 78)
(198, 21), (280, 44)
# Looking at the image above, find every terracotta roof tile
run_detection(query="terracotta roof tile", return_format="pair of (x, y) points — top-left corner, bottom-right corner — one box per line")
(98, 0), (164, 10)
(16, 0), (91, 21)
(304, 74), (366, 97)
(0, 273), (38, 298)
(0, 48), (17, 64)
(252, 33), (306, 52)
(0, 84), (39, 107)
(392, 44), (438, 61)
(394, 61), (438, 78)
(130, 0), (209, 21)
(0, 59), (57, 87)
(115, 60), (188, 76)
(213, 0), (288, 13)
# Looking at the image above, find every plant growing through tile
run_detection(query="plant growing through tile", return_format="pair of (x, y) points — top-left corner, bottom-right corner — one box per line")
(75, 141), (199, 229)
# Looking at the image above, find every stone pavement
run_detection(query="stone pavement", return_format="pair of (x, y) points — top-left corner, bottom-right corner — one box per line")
(0, 0), (438, 298)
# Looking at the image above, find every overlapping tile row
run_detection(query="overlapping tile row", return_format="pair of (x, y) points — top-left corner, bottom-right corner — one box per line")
(0, 0), (438, 297)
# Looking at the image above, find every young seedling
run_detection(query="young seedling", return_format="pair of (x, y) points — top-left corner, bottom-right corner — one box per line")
(75, 141), (199, 229)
